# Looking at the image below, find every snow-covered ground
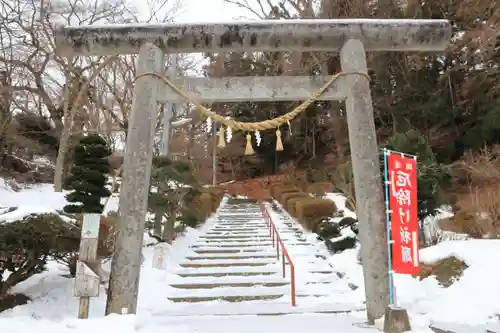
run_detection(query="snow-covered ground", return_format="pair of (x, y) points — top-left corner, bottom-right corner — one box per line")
(323, 193), (500, 330)
(0, 182), (499, 333)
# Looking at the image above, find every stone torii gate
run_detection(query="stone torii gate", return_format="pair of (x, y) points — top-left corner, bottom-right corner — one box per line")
(55, 19), (451, 322)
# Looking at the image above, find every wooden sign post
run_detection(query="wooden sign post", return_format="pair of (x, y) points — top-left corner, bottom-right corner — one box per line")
(74, 213), (101, 319)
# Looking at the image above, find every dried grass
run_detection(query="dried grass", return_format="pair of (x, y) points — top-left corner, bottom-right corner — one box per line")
(450, 146), (500, 238)
(415, 256), (468, 287)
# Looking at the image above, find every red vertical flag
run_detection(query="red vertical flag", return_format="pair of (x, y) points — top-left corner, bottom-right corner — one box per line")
(388, 153), (420, 275)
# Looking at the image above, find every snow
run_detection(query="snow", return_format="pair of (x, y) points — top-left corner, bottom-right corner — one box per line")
(0, 182), (69, 223)
(0, 182), (499, 333)
(72, 19), (448, 30)
(323, 191), (500, 330)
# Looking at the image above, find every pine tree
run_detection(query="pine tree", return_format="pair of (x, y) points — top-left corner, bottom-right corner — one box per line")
(63, 135), (111, 214)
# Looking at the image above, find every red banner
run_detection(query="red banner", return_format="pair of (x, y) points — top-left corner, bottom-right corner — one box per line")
(388, 153), (420, 275)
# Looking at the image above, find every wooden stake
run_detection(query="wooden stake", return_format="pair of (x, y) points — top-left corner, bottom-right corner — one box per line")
(78, 297), (90, 319)
(74, 213), (101, 319)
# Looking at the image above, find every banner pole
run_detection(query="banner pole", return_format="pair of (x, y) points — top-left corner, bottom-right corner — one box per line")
(383, 148), (394, 305)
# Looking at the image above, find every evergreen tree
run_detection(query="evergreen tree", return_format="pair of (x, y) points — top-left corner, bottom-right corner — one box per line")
(148, 156), (200, 242)
(381, 130), (452, 221)
(63, 135), (111, 214)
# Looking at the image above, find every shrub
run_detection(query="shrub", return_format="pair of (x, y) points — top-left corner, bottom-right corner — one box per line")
(180, 213), (200, 229)
(273, 186), (302, 203)
(286, 196), (312, 216)
(197, 187), (225, 216)
(199, 192), (214, 217)
(279, 191), (306, 206)
(438, 211), (487, 239)
(202, 187), (225, 210)
(295, 198), (337, 230)
(0, 293), (30, 313)
(0, 213), (80, 296)
(306, 182), (333, 197)
(270, 185), (296, 198)
(324, 236), (357, 254)
(316, 220), (341, 239)
(64, 135), (111, 214)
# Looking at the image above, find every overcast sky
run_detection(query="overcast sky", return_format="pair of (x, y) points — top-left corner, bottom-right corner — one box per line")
(151, 0), (262, 75)
(175, 0), (255, 23)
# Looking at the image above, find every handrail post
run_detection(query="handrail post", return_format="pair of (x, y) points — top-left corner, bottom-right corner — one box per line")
(282, 251), (286, 278)
(268, 214), (272, 237)
(276, 232), (280, 259)
(290, 264), (296, 306)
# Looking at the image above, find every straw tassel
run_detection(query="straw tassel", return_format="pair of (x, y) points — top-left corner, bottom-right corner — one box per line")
(217, 126), (226, 148)
(275, 128), (284, 151)
(244, 133), (255, 155)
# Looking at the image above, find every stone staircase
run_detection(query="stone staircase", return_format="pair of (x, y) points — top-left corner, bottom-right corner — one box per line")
(163, 198), (364, 316)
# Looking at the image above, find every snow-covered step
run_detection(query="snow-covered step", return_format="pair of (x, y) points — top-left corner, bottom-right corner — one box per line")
(190, 246), (314, 254)
(173, 265), (279, 275)
(185, 254), (276, 260)
(197, 236), (303, 241)
(207, 227), (264, 231)
(191, 247), (266, 253)
(181, 257), (275, 265)
(194, 240), (273, 244)
(217, 215), (263, 217)
(168, 274), (335, 285)
(166, 274), (288, 285)
(210, 227), (261, 231)
(194, 241), (273, 247)
(169, 281), (289, 289)
(179, 260), (274, 268)
(215, 223), (267, 227)
(197, 238), (273, 242)
(180, 261), (273, 268)
(167, 294), (283, 303)
(166, 285), (290, 298)
(176, 271), (278, 278)
(191, 241), (273, 249)
(199, 235), (270, 239)
(218, 215), (263, 218)
(191, 242), (313, 248)
(156, 301), (364, 316)
(194, 240), (308, 246)
(205, 231), (269, 235)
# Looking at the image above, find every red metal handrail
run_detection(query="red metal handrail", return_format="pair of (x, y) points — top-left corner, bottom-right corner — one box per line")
(259, 202), (296, 306)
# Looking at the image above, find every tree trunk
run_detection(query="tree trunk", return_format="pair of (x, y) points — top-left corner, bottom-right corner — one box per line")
(186, 122), (194, 164)
(331, 106), (347, 158)
(312, 122), (316, 158)
(162, 213), (176, 244)
(153, 212), (163, 236)
(54, 56), (118, 192)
